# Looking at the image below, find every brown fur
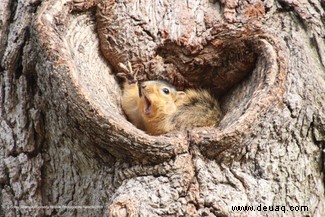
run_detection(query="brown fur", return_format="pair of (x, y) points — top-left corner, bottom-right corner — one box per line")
(168, 89), (222, 131)
(120, 80), (145, 130)
(121, 79), (222, 135)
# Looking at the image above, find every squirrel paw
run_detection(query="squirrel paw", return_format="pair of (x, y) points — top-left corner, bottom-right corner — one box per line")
(116, 73), (137, 84)
(117, 61), (139, 84)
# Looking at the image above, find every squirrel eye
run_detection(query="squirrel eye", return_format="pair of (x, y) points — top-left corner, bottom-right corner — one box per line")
(162, 88), (170, 95)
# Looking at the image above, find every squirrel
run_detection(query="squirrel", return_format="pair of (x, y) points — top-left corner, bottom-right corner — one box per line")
(117, 64), (222, 135)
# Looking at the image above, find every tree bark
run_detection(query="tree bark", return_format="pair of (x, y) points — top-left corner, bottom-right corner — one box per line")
(0, 0), (324, 216)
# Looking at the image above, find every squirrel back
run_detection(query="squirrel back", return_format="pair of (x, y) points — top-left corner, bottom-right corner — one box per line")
(167, 89), (222, 131)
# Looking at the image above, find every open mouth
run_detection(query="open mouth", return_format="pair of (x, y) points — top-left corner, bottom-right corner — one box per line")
(143, 95), (151, 115)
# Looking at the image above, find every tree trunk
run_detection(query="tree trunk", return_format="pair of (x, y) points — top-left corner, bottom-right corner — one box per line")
(1, 0), (324, 216)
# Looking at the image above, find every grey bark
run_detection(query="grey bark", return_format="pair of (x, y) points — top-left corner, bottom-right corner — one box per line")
(0, 0), (324, 216)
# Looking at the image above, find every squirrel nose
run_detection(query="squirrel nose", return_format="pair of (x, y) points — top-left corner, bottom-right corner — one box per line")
(141, 84), (147, 89)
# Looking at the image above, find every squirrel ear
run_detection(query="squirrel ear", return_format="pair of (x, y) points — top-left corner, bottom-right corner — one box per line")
(175, 91), (186, 102)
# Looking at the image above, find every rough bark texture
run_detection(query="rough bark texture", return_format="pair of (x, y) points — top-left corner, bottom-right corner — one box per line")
(0, 0), (324, 216)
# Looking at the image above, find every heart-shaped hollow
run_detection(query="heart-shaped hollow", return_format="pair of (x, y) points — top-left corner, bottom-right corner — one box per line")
(34, 0), (286, 163)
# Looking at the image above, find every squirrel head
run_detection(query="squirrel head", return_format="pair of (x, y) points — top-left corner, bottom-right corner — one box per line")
(138, 80), (186, 119)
